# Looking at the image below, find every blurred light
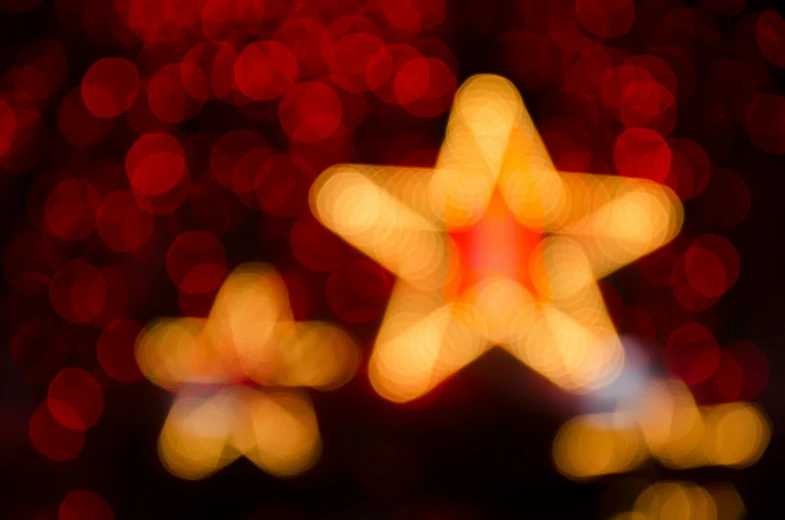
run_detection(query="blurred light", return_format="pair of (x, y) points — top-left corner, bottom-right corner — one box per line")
(136, 263), (359, 479)
(310, 74), (683, 402)
(81, 57), (139, 118)
(634, 481), (717, 520)
(59, 490), (115, 520)
(613, 479), (746, 520)
(553, 377), (771, 479)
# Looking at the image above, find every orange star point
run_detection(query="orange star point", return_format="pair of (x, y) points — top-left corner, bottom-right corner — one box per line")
(310, 74), (683, 403)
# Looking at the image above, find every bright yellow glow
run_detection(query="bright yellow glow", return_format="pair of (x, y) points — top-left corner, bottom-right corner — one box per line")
(552, 379), (771, 480)
(137, 263), (360, 479)
(311, 73), (683, 402)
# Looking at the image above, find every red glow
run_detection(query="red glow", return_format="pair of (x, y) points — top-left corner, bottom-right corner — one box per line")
(59, 490), (114, 520)
(96, 190), (155, 253)
(446, 191), (542, 301)
(29, 401), (84, 461)
(664, 322), (720, 386)
(47, 368), (104, 430)
(166, 231), (227, 295)
(97, 319), (144, 383)
(44, 179), (101, 242)
(81, 58), (139, 118)
(125, 133), (186, 196)
(234, 41), (298, 101)
(279, 81), (344, 143)
(614, 128), (671, 182)
(757, 10), (785, 67)
(49, 259), (106, 324)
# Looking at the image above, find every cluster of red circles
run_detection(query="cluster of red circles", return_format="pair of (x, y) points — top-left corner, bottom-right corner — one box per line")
(0, 0), (781, 499)
(1, 0), (456, 474)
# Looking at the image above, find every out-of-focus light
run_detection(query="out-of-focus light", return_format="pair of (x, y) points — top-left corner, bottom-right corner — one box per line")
(611, 480), (745, 520)
(552, 413), (647, 479)
(553, 378), (771, 480)
(310, 74), (683, 402)
(136, 263), (359, 479)
(633, 481), (717, 520)
(59, 490), (115, 520)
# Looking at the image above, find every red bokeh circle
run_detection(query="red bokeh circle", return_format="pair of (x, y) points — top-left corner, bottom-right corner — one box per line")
(44, 179), (102, 242)
(81, 58), (140, 118)
(234, 41), (298, 101)
(664, 322), (721, 386)
(96, 190), (155, 253)
(47, 367), (104, 430)
(59, 490), (114, 520)
(125, 133), (187, 197)
(279, 81), (343, 143)
(165, 231), (227, 294)
(97, 319), (144, 383)
(613, 128), (672, 182)
(29, 401), (84, 461)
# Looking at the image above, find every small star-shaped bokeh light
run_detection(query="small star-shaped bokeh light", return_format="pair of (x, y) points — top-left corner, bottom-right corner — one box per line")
(310, 74), (683, 402)
(135, 263), (359, 479)
(552, 378), (770, 480)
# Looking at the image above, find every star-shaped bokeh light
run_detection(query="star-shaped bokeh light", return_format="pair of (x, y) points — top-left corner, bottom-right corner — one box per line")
(135, 263), (359, 479)
(310, 74), (684, 403)
(552, 378), (770, 480)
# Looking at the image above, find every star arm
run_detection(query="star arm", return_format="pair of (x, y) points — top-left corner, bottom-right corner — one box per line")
(430, 75), (526, 227)
(506, 237), (624, 392)
(368, 280), (491, 402)
(233, 389), (322, 477)
(157, 389), (242, 480)
(135, 317), (227, 389)
(310, 164), (451, 288)
(271, 321), (359, 390)
(551, 174), (683, 279)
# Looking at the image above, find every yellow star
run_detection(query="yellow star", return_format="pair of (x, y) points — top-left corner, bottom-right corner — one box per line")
(552, 379), (770, 480)
(134, 263), (359, 479)
(310, 74), (683, 402)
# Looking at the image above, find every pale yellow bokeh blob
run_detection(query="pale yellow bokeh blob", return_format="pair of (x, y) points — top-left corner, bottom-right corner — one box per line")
(137, 264), (360, 479)
(552, 414), (646, 479)
(310, 73), (683, 403)
(636, 380), (708, 469)
(703, 402), (770, 468)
